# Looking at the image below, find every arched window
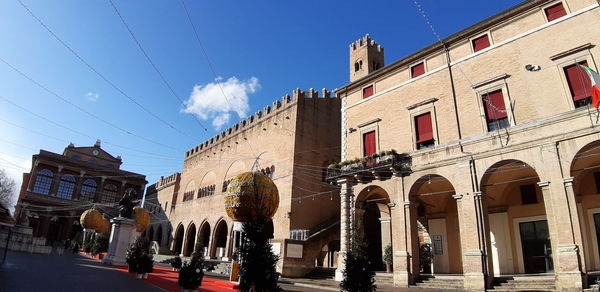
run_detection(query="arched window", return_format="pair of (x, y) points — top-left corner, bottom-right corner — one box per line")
(33, 169), (53, 195)
(354, 60), (363, 72)
(80, 179), (97, 202)
(57, 175), (76, 199)
(101, 184), (118, 203)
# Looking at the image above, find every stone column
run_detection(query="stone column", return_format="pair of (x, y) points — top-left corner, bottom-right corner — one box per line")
(49, 166), (63, 196)
(223, 233), (232, 261)
(95, 176), (107, 203)
(73, 171), (86, 200)
(335, 178), (354, 281)
(538, 181), (583, 292)
(455, 192), (488, 291)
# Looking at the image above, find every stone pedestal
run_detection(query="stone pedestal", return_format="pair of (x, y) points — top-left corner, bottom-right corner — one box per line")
(102, 217), (138, 265)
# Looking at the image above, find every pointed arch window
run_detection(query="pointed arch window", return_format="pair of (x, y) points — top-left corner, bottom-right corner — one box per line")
(33, 169), (53, 195)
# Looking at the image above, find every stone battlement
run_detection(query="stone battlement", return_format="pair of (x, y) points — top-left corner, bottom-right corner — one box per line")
(350, 34), (383, 52)
(157, 172), (180, 191)
(185, 88), (337, 159)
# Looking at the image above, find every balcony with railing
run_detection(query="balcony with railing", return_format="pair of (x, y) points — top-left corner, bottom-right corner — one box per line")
(326, 151), (411, 183)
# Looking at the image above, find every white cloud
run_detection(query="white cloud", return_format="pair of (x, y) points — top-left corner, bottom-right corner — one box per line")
(183, 77), (259, 129)
(85, 92), (100, 102)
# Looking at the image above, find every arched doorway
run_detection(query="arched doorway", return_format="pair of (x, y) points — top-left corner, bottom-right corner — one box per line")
(198, 222), (211, 257)
(355, 185), (391, 271)
(409, 174), (462, 274)
(481, 160), (552, 275)
(173, 224), (184, 255)
(155, 225), (163, 246)
(317, 240), (340, 268)
(183, 223), (196, 257)
(213, 220), (228, 259)
(570, 141), (600, 272)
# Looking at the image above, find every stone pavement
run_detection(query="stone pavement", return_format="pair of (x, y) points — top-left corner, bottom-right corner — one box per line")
(0, 250), (163, 292)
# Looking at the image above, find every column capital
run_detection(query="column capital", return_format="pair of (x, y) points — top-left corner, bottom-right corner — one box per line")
(563, 177), (574, 185)
(121, 180), (127, 186)
(79, 171), (86, 177)
(57, 165), (63, 172)
(537, 181), (551, 188)
(101, 176), (107, 182)
(473, 191), (484, 198)
(541, 141), (558, 152)
(403, 201), (412, 208)
(336, 176), (355, 186)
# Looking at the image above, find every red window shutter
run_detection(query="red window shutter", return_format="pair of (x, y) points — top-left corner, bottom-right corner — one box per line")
(482, 90), (508, 121)
(472, 35), (490, 52)
(363, 85), (374, 99)
(545, 3), (567, 21)
(363, 131), (376, 156)
(415, 113), (433, 143)
(411, 63), (425, 78)
(564, 61), (592, 101)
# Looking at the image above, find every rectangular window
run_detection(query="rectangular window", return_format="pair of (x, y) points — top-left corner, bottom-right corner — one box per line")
(363, 85), (374, 99)
(363, 131), (376, 156)
(482, 90), (509, 131)
(545, 2), (567, 21)
(472, 35), (491, 52)
(520, 184), (538, 205)
(594, 172), (600, 194)
(411, 63), (425, 78)
(564, 61), (592, 108)
(415, 112), (434, 149)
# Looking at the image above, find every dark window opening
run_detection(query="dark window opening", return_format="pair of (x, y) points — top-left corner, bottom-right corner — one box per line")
(594, 172), (600, 194)
(415, 112), (434, 149)
(520, 184), (538, 205)
(564, 61), (592, 108)
(482, 90), (509, 131)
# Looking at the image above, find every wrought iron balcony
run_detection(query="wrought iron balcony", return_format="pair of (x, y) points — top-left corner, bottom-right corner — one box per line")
(326, 153), (411, 182)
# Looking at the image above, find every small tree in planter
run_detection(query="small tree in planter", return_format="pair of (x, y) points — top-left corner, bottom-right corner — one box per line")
(340, 220), (376, 292)
(91, 233), (109, 258)
(83, 240), (93, 254)
(126, 236), (150, 275)
(239, 218), (280, 292)
(170, 256), (183, 271)
(178, 242), (205, 291)
(138, 252), (154, 279)
(383, 244), (393, 273)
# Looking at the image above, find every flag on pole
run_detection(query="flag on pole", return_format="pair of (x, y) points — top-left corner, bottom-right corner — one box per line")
(580, 65), (600, 108)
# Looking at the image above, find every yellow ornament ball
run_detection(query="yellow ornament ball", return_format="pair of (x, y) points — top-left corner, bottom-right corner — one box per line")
(96, 218), (111, 234)
(80, 209), (103, 230)
(133, 206), (150, 232)
(224, 171), (279, 222)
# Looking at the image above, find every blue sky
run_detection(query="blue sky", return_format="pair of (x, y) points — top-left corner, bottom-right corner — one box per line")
(0, 0), (523, 201)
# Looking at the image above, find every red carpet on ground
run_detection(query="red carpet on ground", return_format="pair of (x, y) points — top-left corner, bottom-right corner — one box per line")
(80, 252), (238, 292)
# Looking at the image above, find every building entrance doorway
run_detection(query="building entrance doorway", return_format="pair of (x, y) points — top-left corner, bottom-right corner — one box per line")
(519, 220), (553, 274)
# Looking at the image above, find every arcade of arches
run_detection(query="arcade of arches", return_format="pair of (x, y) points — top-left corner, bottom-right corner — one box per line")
(335, 140), (600, 291)
(170, 219), (233, 260)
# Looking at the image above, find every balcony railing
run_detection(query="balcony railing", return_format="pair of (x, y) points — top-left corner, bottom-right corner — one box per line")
(326, 153), (411, 182)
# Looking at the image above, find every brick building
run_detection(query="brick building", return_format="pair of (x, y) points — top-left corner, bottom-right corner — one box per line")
(147, 89), (341, 276)
(330, 0), (600, 291)
(13, 141), (147, 244)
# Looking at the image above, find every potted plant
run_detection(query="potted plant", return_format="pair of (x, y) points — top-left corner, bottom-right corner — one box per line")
(171, 256), (183, 271)
(178, 242), (205, 291)
(383, 244), (393, 273)
(126, 236), (150, 275)
(91, 233), (109, 259)
(138, 252), (154, 279)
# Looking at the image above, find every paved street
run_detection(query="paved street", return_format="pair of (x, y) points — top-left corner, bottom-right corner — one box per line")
(0, 250), (164, 292)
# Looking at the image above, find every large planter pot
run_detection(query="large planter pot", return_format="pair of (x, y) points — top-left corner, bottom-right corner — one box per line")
(386, 263), (392, 273)
(181, 288), (198, 292)
(143, 273), (148, 279)
(136, 274), (143, 279)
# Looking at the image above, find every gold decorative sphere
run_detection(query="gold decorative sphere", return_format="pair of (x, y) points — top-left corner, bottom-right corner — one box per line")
(80, 209), (103, 230)
(133, 206), (150, 232)
(96, 218), (111, 234)
(224, 171), (279, 222)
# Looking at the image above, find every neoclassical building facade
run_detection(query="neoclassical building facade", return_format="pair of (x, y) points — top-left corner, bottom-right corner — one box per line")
(14, 142), (147, 243)
(330, 0), (600, 291)
(148, 89), (342, 276)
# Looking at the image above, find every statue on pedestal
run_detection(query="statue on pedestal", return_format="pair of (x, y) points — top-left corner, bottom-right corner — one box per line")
(118, 189), (136, 219)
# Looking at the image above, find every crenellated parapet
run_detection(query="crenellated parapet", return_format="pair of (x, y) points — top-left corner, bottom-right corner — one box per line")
(349, 34), (383, 53)
(157, 172), (180, 191)
(185, 88), (338, 159)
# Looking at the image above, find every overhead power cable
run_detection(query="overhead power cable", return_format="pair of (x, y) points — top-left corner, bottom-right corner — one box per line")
(17, 0), (196, 140)
(0, 56), (179, 150)
(179, 0), (234, 111)
(0, 95), (178, 159)
(107, 0), (209, 132)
